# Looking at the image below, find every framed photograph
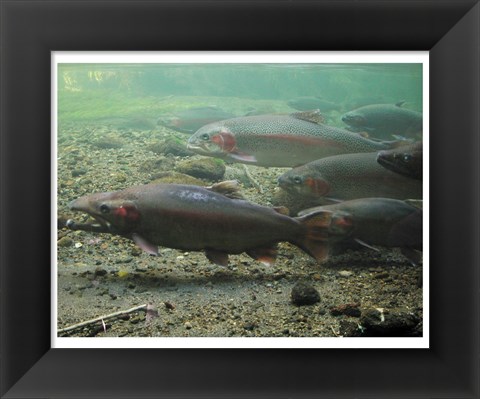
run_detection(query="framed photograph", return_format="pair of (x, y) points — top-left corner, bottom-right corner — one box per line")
(1, 1), (479, 398)
(54, 52), (428, 350)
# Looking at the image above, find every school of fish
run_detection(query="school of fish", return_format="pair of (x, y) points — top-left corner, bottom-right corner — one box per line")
(66, 97), (423, 267)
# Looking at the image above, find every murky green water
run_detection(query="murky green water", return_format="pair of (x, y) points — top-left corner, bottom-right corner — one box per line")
(58, 63), (422, 124)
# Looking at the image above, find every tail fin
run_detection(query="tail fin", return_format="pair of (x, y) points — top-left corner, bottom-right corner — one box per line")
(295, 210), (354, 262)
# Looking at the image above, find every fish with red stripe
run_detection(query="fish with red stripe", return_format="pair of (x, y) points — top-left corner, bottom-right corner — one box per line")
(67, 181), (349, 266)
(187, 111), (400, 167)
(278, 152), (422, 203)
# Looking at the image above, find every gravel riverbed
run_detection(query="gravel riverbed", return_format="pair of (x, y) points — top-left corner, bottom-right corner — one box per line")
(56, 118), (423, 340)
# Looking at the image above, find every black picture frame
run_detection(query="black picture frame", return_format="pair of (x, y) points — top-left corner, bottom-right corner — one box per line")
(1, 1), (479, 398)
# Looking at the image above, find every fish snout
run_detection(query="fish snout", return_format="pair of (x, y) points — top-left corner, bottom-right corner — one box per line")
(277, 174), (296, 190)
(68, 197), (87, 211)
(341, 113), (353, 123)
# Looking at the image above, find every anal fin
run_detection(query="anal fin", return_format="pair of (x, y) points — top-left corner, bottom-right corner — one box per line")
(247, 246), (278, 266)
(205, 249), (229, 266)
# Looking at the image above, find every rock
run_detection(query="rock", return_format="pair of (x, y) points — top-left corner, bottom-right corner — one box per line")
(71, 168), (87, 177)
(330, 303), (361, 317)
(139, 157), (176, 174)
(338, 320), (363, 337)
(176, 158), (226, 181)
(374, 272), (390, 279)
(184, 322), (192, 329)
(338, 270), (353, 278)
(57, 236), (74, 248)
(147, 137), (193, 157)
(291, 282), (320, 306)
(243, 322), (257, 331)
(112, 172), (127, 183)
(91, 136), (124, 149)
(94, 267), (107, 277)
(359, 307), (420, 336)
(150, 171), (204, 186)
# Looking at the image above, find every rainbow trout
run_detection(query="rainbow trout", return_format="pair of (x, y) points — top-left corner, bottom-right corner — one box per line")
(67, 181), (346, 266)
(341, 102), (423, 140)
(298, 198), (423, 264)
(278, 152), (422, 203)
(377, 142), (423, 180)
(187, 111), (396, 167)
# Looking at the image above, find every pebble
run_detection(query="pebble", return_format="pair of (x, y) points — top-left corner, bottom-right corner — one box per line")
(330, 303), (361, 317)
(94, 267), (107, 277)
(338, 270), (353, 278)
(291, 282), (320, 306)
(71, 168), (87, 177)
(176, 158), (226, 181)
(57, 236), (74, 248)
(359, 307), (420, 336)
(74, 242), (83, 248)
(184, 322), (192, 329)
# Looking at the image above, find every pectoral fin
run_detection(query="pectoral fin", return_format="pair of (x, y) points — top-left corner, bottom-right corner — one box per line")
(354, 238), (380, 252)
(228, 152), (258, 163)
(132, 233), (158, 256)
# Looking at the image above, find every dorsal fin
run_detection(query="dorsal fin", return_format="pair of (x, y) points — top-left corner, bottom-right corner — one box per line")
(206, 180), (245, 200)
(395, 100), (406, 107)
(290, 110), (324, 124)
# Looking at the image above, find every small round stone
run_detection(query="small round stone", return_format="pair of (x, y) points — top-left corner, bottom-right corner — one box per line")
(291, 282), (320, 306)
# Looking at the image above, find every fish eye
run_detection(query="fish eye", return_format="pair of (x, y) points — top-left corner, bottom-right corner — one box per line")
(99, 204), (110, 214)
(201, 133), (210, 141)
(403, 154), (412, 162)
(293, 176), (302, 184)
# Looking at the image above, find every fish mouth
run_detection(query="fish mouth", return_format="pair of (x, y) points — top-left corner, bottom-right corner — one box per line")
(186, 140), (221, 156)
(342, 113), (365, 126)
(376, 152), (396, 169)
(186, 142), (203, 151)
(68, 199), (113, 231)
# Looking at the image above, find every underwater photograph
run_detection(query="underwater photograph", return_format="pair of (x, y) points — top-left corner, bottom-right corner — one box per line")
(55, 55), (426, 344)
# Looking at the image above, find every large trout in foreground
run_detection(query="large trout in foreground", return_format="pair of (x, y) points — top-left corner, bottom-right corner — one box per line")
(67, 181), (348, 266)
(187, 111), (398, 167)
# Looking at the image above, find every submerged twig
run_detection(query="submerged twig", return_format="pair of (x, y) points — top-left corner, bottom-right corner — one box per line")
(57, 304), (147, 334)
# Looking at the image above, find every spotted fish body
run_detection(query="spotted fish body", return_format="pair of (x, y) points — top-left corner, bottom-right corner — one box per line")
(187, 112), (392, 167)
(341, 103), (423, 139)
(68, 182), (342, 266)
(278, 152), (422, 202)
